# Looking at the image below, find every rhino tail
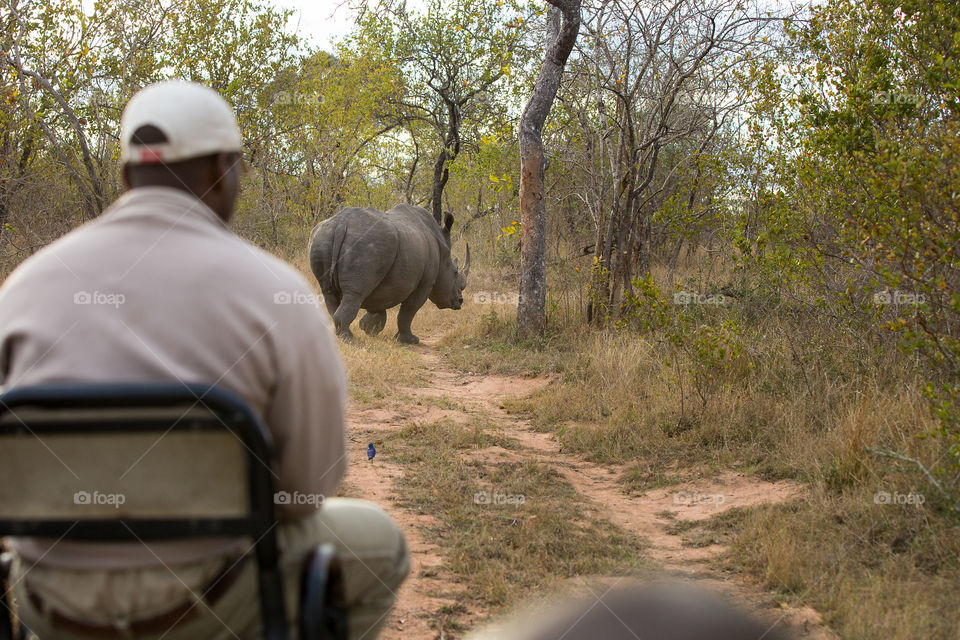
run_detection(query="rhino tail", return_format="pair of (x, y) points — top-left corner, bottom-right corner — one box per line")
(326, 217), (351, 294)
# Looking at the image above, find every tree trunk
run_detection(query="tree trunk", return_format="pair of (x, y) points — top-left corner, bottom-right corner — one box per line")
(430, 148), (451, 225)
(430, 99), (461, 225)
(517, 0), (581, 337)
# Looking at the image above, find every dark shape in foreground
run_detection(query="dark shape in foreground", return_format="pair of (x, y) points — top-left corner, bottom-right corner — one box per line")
(310, 204), (470, 344)
(468, 582), (795, 640)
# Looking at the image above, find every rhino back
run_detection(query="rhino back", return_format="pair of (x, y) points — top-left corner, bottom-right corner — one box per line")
(309, 206), (441, 310)
(386, 204), (447, 244)
(362, 206), (442, 309)
(310, 207), (394, 294)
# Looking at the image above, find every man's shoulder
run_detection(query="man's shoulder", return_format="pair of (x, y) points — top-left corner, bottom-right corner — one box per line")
(225, 239), (334, 358)
(223, 236), (318, 300)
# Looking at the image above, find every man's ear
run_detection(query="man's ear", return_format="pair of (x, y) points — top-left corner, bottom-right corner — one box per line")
(213, 153), (233, 190)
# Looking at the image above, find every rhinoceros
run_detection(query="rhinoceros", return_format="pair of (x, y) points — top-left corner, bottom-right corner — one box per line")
(309, 204), (470, 344)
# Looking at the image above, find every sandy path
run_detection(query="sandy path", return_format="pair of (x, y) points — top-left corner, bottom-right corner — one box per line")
(345, 407), (478, 639)
(343, 335), (837, 639)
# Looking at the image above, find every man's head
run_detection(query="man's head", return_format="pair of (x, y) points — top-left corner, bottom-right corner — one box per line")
(120, 81), (244, 222)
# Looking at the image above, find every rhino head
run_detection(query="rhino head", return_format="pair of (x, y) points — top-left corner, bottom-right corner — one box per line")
(431, 213), (470, 310)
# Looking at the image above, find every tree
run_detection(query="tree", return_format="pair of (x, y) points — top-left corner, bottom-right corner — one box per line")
(0, 0), (298, 220)
(2, 0), (117, 219)
(350, 0), (527, 223)
(745, 0), (960, 506)
(517, 0), (581, 337)
(233, 47), (405, 245)
(570, 0), (781, 324)
(0, 0), (307, 261)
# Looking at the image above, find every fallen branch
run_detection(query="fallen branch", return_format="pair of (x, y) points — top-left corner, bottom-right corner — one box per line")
(866, 446), (959, 511)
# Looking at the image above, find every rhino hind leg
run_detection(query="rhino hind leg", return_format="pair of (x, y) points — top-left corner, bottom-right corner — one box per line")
(321, 291), (340, 319)
(332, 295), (362, 341)
(359, 310), (387, 336)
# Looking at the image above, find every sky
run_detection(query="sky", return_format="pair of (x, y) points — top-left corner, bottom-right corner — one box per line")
(266, 0), (358, 50)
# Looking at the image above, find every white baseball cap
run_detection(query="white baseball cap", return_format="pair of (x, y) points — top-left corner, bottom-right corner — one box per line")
(120, 80), (243, 165)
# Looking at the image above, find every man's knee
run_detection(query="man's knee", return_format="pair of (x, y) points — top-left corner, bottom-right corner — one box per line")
(279, 498), (410, 602)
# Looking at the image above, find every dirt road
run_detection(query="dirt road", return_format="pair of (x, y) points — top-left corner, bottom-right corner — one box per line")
(342, 334), (836, 639)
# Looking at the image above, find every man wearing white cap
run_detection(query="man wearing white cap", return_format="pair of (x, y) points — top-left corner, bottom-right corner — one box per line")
(0, 81), (408, 639)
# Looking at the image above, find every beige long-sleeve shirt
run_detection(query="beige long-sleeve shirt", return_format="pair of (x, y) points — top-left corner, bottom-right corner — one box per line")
(0, 186), (347, 568)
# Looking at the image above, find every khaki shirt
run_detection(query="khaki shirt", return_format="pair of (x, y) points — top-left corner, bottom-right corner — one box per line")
(0, 187), (347, 569)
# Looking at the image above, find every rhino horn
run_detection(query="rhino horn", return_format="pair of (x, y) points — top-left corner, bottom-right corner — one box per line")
(462, 243), (471, 278)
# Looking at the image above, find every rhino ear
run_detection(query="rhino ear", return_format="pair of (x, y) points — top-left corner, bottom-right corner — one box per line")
(443, 213), (454, 232)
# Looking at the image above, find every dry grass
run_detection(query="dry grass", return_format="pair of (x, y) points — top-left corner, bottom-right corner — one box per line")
(380, 418), (646, 608)
(337, 335), (428, 407)
(724, 485), (960, 639)
(437, 307), (580, 376)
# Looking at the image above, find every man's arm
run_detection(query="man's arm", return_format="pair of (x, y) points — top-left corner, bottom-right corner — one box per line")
(266, 300), (348, 518)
